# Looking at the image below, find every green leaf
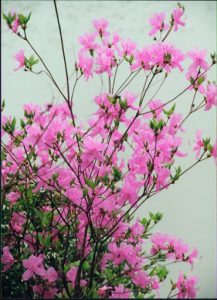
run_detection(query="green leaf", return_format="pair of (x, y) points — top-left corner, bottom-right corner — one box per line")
(83, 260), (90, 271)
(163, 103), (176, 117)
(52, 172), (59, 182)
(119, 98), (128, 110)
(112, 166), (122, 181)
(1, 99), (5, 111)
(28, 55), (35, 67)
(33, 208), (44, 221)
(171, 166), (182, 182)
(18, 14), (26, 25)
(114, 119), (119, 127)
(101, 175), (109, 184)
(107, 95), (116, 105)
(20, 119), (26, 129)
(156, 265), (169, 281)
(202, 137), (211, 147)
(85, 177), (97, 189)
(197, 76), (205, 85)
(26, 12), (31, 24)
(3, 13), (8, 22)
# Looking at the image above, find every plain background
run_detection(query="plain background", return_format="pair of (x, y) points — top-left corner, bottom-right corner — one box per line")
(2, 0), (216, 298)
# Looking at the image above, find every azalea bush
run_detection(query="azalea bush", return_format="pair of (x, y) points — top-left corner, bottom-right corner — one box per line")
(1, 1), (217, 299)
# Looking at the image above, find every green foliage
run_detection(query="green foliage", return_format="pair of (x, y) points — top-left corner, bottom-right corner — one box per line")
(112, 166), (122, 182)
(2, 12), (16, 26)
(149, 118), (165, 134)
(124, 54), (134, 64)
(163, 104), (176, 117)
(85, 177), (98, 189)
(2, 117), (16, 134)
(170, 166), (182, 183)
(25, 55), (39, 70)
(18, 12), (31, 27)
(1, 98), (5, 112)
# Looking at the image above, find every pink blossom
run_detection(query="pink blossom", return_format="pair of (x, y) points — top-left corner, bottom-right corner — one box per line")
(66, 266), (86, 287)
(45, 267), (58, 283)
(172, 7), (185, 31)
(150, 232), (168, 254)
(2, 246), (15, 271)
(203, 83), (217, 111)
(98, 286), (111, 296)
(131, 48), (151, 71)
(65, 187), (83, 206)
(79, 32), (98, 51)
(193, 130), (204, 158)
(120, 39), (137, 57)
(110, 284), (131, 298)
(12, 16), (20, 33)
(121, 174), (140, 205)
(14, 49), (25, 71)
(32, 285), (43, 296)
(81, 135), (105, 165)
(211, 142), (217, 161)
(187, 248), (199, 266)
(131, 221), (144, 238)
(148, 12), (169, 36)
(148, 99), (164, 118)
(92, 18), (109, 36)
(130, 270), (151, 288)
(11, 212), (26, 233)
(77, 50), (94, 80)
(188, 49), (209, 72)
(44, 288), (59, 299)
(7, 191), (20, 204)
(22, 255), (46, 281)
(176, 272), (198, 299)
(95, 47), (116, 76)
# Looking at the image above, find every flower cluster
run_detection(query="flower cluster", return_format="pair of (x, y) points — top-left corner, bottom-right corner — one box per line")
(2, 3), (217, 299)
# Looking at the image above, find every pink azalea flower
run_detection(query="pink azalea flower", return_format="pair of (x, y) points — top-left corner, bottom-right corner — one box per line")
(7, 191), (20, 204)
(45, 267), (58, 283)
(98, 286), (111, 296)
(130, 270), (151, 288)
(211, 142), (217, 162)
(65, 187), (84, 206)
(95, 46), (116, 76)
(204, 83), (217, 111)
(79, 32), (98, 51)
(11, 212), (26, 233)
(172, 7), (185, 31)
(66, 266), (86, 287)
(148, 12), (169, 36)
(131, 221), (144, 238)
(121, 174), (140, 205)
(92, 18), (109, 36)
(44, 288), (59, 299)
(32, 285), (44, 296)
(14, 49), (25, 71)
(120, 39), (137, 57)
(187, 48), (209, 72)
(131, 48), (151, 71)
(150, 232), (168, 254)
(12, 16), (20, 33)
(77, 50), (94, 80)
(110, 284), (131, 298)
(148, 99), (164, 118)
(193, 130), (204, 158)
(176, 272), (198, 299)
(2, 246), (15, 271)
(22, 255), (46, 281)
(187, 247), (199, 266)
